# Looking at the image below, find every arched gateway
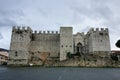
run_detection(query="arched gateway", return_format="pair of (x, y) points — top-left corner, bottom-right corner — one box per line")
(76, 42), (83, 54)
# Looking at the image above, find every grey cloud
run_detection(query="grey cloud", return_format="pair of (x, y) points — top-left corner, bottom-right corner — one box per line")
(0, 18), (17, 27)
(70, 0), (120, 32)
(0, 9), (24, 26)
(0, 33), (3, 39)
(0, 9), (24, 17)
(70, 0), (113, 21)
(81, 26), (91, 32)
(38, 8), (48, 17)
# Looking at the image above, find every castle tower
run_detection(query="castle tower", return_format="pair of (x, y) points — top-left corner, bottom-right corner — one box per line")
(60, 27), (73, 61)
(86, 28), (111, 56)
(8, 26), (32, 65)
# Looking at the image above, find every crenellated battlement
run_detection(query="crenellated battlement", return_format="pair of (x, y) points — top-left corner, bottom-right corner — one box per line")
(12, 26), (32, 33)
(33, 30), (59, 34)
(95, 28), (108, 32)
(88, 28), (109, 33)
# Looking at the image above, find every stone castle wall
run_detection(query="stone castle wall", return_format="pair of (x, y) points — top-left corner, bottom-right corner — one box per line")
(29, 31), (60, 57)
(8, 26), (111, 66)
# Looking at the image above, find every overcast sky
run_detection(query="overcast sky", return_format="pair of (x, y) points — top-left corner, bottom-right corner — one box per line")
(0, 0), (120, 50)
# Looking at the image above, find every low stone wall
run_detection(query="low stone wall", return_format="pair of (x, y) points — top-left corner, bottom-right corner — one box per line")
(45, 55), (120, 67)
(7, 54), (120, 67)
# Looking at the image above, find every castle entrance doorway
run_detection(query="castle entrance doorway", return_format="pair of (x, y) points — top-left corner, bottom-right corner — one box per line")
(76, 42), (82, 54)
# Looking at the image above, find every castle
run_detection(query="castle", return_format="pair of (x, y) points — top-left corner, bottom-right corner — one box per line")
(8, 26), (111, 65)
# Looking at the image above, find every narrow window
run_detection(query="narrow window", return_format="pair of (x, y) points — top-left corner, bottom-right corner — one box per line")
(1, 57), (3, 59)
(70, 45), (72, 47)
(15, 51), (18, 56)
(32, 52), (34, 55)
(99, 33), (103, 35)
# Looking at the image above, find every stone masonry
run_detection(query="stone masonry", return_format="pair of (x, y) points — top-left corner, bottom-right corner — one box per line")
(8, 26), (111, 66)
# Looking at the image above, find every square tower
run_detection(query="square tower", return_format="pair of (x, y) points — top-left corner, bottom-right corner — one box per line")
(60, 27), (73, 61)
(86, 28), (111, 57)
(8, 26), (32, 65)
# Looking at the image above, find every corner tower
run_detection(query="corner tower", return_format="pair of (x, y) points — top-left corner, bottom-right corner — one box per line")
(8, 26), (32, 65)
(60, 27), (73, 61)
(86, 28), (111, 56)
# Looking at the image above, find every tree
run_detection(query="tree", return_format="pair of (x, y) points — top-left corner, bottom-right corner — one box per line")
(115, 40), (120, 48)
(110, 54), (118, 61)
(67, 52), (73, 58)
